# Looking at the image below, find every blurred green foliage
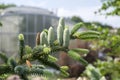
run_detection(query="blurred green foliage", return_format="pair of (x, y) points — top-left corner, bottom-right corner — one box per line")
(82, 22), (120, 80)
(99, 0), (120, 16)
(71, 16), (83, 23)
(95, 59), (120, 80)
(0, 3), (16, 9)
(0, 22), (2, 27)
(83, 64), (106, 80)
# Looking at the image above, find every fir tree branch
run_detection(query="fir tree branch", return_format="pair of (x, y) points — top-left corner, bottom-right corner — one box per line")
(0, 52), (8, 63)
(0, 65), (12, 74)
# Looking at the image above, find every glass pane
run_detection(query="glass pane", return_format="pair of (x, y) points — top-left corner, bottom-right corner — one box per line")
(36, 15), (43, 32)
(45, 15), (51, 29)
(19, 15), (27, 33)
(27, 34), (35, 47)
(27, 14), (35, 33)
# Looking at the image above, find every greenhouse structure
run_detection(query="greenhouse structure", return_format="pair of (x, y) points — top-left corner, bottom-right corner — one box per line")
(0, 6), (74, 56)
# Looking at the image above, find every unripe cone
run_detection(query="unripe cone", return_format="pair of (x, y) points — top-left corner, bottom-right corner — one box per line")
(18, 34), (24, 40)
(40, 31), (47, 45)
(18, 34), (25, 60)
(57, 25), (63, 46)
(36, 32), (40, 46)
(58, 17), (65, 29)
(48, 27), (54, 46)
(63, 28), (70, 48)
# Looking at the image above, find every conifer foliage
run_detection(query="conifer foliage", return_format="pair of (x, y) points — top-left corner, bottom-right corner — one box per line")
(0, 17), (100, 80)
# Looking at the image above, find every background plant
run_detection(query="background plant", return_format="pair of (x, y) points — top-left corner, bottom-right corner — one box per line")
(98, 0), (120, 16)
(81, 23), (120, 80)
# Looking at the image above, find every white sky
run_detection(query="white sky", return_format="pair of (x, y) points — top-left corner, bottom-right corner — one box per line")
(0, 0), (120, 28)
